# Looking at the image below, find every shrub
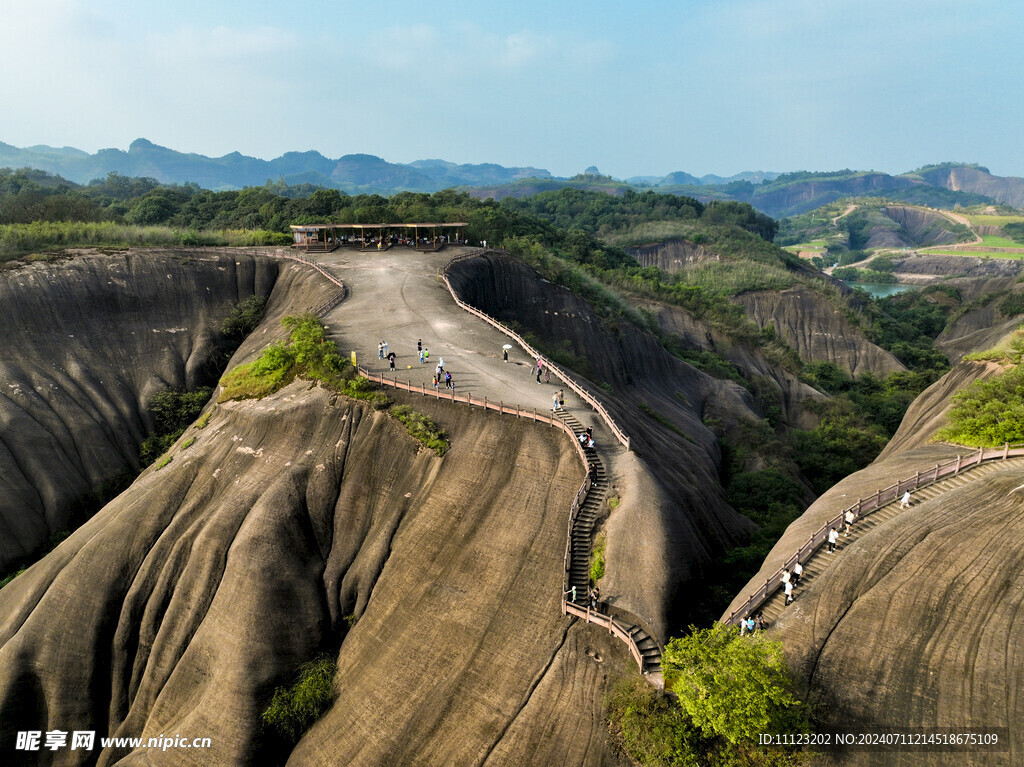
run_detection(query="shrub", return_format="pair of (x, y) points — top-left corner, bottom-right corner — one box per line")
(261, 656), (336, 744)
(139, 386), (212, 465)
(935, 365), (1024, 446)
(590, 532), (606, 582)
(662, 623), (809, 748)
(155, 455), (172, 470)
(605, 675), (709, 767)
(222, 295), (268, 343)
(389, 405), (450, 456)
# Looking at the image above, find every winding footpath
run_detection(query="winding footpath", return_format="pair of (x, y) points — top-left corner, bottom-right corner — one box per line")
(262, 244), (662, 680)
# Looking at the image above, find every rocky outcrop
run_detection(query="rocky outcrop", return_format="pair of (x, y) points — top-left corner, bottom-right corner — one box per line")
(918, 165), (1024, 209)
(779, 456), (1024, 766)
(625, 240), (711, 273)
(734, 286), (906, 377)
(726, 316), (1024, 764)
(0, 251), (306, 568)
(877, 360), (1006, 458)
(0, 381), (632, 766)
(446, 253), (756, 634)
(863, 206), (963, 249)
(638, 297), (824, 429)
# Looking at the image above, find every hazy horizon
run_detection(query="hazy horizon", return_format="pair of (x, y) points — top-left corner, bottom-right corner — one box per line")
(3, 0), (1022, 179)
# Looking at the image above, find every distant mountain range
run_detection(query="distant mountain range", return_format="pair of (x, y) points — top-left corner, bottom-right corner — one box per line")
(1, 139), (1022, 218)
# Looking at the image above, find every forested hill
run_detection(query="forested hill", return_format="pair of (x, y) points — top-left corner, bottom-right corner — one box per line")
(470, 164), (1024, 218)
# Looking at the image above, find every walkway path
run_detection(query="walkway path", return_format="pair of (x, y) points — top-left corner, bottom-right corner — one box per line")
(730, 451), (1024, 628)
(268, 245), (658, 676)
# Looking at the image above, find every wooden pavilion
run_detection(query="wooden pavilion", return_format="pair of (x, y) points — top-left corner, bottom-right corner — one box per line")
(290, 223), (468, 252)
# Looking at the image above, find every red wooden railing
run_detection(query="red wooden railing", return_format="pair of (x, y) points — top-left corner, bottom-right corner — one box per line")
(724, 443), (1024, 625)
(441, 250), (631, 451)
(261, 246), (652, 672)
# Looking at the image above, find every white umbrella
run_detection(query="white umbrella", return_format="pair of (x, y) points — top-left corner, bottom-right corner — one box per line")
(502, 344), (513, 349)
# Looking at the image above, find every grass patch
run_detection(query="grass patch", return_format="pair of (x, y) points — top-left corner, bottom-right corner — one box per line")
(590, 532), (606, 582)
(196, 410), (212, 429)
(154, 455), (172, 470)
(638, 402), (694, 442)
(261, 656), (336, 745)
(181, 437), (196, 449)
(218, 314), (390, 408)
(607, 495), (620, 510)
(389, 405), (450, 456)
(964, 326), (1024, 363)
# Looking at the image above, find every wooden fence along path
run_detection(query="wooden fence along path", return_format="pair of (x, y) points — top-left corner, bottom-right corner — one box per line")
(262, 248), (659, 677)
(441, 251), (631, 451)
(725, 444), (1024, 626)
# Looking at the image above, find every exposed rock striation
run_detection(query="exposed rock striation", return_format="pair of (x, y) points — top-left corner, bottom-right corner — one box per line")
(0, 251), (299, 568)
(445, 252), (756, 634)
(0, 382), (631, 766)
(734, 286), (906, 377)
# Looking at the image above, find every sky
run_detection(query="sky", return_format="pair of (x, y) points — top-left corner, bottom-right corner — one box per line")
(2, 0), (1023, 179)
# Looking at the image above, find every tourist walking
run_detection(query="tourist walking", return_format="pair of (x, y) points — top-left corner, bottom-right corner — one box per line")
(827, 527), (839, 553)
(784, 579), (794, 605)
(900, 490), (911, 509)
(432, 375), (438, 390)
(382, 340), (389, 356)
(558, 390), (565, 409)
(844, 508), (855, 537)
(387, 352), (396, 371)
(445, 371), (452, 389)
(419, 348), (425, 363)
(793, 560), (803, 587)
(378, 341), (384, 360)
(417, 338), (422, 354)
(503, 348), (508, 362)
(552, 392), (560, 411)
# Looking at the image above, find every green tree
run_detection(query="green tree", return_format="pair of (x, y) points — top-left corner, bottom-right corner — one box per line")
(662, 623), (808, 746)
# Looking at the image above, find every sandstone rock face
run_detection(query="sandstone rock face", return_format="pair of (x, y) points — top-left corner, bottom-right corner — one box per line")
(0, 383), (629, 766)
(625, 240), (711, 273)
(446, 253), (757, 635)
(870, 206), (961, 248)
(779, 457), (1024, 767)
(639, 297), (824, 429)
(735, 286), (906, 377)
(878, 361), (1006, 459)
(726, 344), (1024, 765)
(0, 251), (289, 568)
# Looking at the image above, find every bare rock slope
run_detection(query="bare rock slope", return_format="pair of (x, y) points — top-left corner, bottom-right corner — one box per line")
(727, 348), (1024, 764)
(735, 285), (905, 376)
(0, 382), (628, 766)
(0, 251), (293, 568)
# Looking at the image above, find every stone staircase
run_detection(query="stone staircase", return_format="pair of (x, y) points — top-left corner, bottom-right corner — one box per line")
(556, 410), (608, 600)
(758, 460), (1018, 626)
(556, 410), (662, 676)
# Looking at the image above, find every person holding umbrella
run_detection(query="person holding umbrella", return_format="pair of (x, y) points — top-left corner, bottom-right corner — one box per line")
(502, 344), (512, 362)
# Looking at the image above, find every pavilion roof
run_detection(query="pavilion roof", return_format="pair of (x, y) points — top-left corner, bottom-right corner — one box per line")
(290, 222), (467, 231)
